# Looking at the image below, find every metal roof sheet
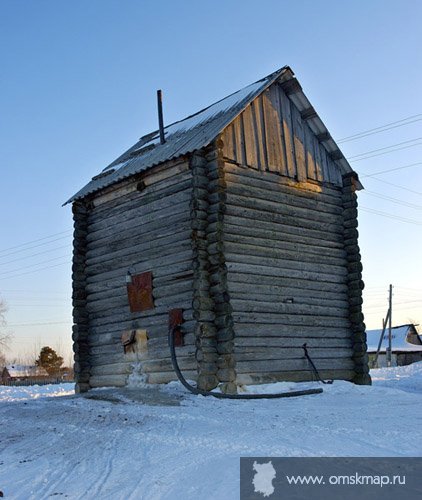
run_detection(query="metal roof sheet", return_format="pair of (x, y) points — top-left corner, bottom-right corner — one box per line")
(65, 66), (359, 204)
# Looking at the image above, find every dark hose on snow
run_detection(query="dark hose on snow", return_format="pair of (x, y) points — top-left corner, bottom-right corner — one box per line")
(168, 327), (323, 400)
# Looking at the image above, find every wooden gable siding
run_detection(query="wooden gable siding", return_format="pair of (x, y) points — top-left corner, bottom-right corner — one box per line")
(221, 83), (343, 186)
(82, 161), (197, 387)
(221, 163), (355, 384)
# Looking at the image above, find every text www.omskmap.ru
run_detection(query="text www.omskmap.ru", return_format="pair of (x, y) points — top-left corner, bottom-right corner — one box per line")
(286, 473), (406, 487)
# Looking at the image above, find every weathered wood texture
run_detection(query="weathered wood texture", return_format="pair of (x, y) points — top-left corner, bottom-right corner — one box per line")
(221, 161), (356, 382)
(342, 173), (371, 385)
(222, 83), (343, 186)
(78, 160), (197, 387)
(72, 202), (90, 393)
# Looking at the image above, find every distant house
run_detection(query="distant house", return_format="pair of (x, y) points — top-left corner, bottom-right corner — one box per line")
(1, 365), (49, 384)
(366, 324), (422, 368)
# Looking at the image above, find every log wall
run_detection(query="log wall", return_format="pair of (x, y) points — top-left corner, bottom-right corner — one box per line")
(221, 161), (356, 384)
(74, 159), (197, 388)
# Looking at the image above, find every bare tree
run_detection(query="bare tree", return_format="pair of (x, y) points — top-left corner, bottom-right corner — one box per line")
(0, 299), (11, 350)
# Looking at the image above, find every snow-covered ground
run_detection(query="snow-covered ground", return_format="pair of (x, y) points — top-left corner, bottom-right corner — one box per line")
(0, 364), (421, 500)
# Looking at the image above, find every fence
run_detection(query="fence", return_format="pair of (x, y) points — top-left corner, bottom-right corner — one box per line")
(1, 378), (74, 387)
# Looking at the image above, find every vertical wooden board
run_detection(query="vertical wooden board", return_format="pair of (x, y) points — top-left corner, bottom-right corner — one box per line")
(262, 86), (285, 174)
(291, 104), (307, 182)
(278, 86), (296, 179)
(251, 97), (266, 171)
(304, 124), (316, 181)
(328, 157), (343, 186)
(312, 133), (324, 183)
(242, 105), (259, 169)
(222, 123), (236, 161)
(320, 146), (331, 184)
(234, 116), (246, 166)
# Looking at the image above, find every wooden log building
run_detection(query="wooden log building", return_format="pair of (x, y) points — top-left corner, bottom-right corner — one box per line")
(66, 66), (371, 393)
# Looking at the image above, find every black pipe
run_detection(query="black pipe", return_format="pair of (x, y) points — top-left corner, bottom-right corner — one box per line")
(168, 327), (323, 400)
(157, 90), (165, 145)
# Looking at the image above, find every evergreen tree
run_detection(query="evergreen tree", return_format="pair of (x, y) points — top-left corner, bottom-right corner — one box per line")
(36, 346), (64, 376)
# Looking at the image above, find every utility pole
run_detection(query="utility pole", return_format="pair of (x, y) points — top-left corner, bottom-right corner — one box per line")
(386, 284), (393, 367)
(373, 284), (393, 368)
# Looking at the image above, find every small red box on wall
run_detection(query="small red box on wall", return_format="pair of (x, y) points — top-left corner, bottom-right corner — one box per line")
(126, 271), (154, 312)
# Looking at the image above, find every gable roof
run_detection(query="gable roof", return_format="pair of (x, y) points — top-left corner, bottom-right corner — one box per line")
(66, 66), (359, 204)
(366, 324), (422, 353)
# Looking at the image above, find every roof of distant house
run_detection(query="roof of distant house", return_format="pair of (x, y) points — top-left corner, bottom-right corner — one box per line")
(4, 365), (49, 378)
(366, 324), (422, 353)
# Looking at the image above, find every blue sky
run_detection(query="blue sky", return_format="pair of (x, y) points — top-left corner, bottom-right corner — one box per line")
(1, 0), (422, 361)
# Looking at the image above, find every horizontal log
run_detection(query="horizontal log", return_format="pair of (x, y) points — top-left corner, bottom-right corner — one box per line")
(224, 242), (347, 269)
(85, 253), (192, 285)
(86, 240), (192, 277)
(141, 356), (197, 373)
(88, 320), (195, 341)
(86, 211), (189, 250)
(85, 269), (194, 294)
(87, 302), (194, 327)
(229, 285), (348, 304)
(226, 272), (348, 294)
(226, 192), (342, 227)
(232, 312), (350, 328)
(223, 163), (343, 201)
(89, 374), (128, 388)
(91, 171), (191, 216)
(226, 262), (347, 285)
(87, 279), (193, 305)
(147, 370), (197, 384)
(86, 289), (193, 314)
(235, 357), (355, 373)
(234, 336), (352, 348)
(235, 347), (352, 361)
(233, 324), (351, 339)
(230, 298), (348, 318)
(89, 333), (195, 358)
(225, 173), (343, 215)
(90, 362), (133, 376)
(87, 202), (190, 243)
(236, 370), (355, 385)
(87, 187), (192, 233)
(86, 226), (191, 265)
(223, 214), (343, 246)
(222, 229), (347, 258)
(225, 203), (343, 236)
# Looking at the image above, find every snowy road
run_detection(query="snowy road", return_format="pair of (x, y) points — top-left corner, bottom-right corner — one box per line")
(0, 364), (421, 499)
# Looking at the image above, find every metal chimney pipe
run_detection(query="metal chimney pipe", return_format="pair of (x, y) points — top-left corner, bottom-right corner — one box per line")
(157, 90), (165, 144)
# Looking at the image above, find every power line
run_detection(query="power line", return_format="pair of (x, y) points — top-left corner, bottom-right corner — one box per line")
(360, 161), (422, 178)
(0, 262), (70, 281)
(338, 114), (422, 143)
(0, 230), (72, 254)
(0, 235), (72, 259)
(361, 190), (422, 210)
(7, 321), (72, 327)
(337, 114), (422, 143)
(395, 286), (422, 292)
(8, 303), (69, 307)
(359, 206), (422, 225)
(0, 244), (70, 266)
(363, 176), (422, 196)
(0, 255), (71, 277)
(348, 137), (422, 162)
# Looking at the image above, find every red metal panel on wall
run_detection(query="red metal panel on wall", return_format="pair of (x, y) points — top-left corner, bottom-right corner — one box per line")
(127, 271), (154, 312)
(169, 308), (184, 347)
